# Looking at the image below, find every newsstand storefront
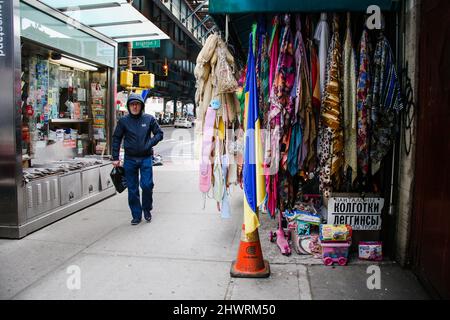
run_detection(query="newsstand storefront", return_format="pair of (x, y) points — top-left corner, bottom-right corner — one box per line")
(0, 0), (118, 238)
(197, 0), (414, 267)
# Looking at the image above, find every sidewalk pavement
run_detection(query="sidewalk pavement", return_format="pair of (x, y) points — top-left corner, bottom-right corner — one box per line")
(0, 162), (430, 300)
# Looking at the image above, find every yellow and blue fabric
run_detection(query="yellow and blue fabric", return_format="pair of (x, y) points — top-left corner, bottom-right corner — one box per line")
(243, 33), (266, 235)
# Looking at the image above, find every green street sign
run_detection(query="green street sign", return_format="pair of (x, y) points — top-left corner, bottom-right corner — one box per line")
(133, 40), (161, 49)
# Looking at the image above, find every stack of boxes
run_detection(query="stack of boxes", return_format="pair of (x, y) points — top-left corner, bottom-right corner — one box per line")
(320, 224), (353, 266)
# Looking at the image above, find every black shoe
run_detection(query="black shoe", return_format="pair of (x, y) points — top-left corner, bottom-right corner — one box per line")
(144, 210), (152, 222)
(131, 218), (141, 225)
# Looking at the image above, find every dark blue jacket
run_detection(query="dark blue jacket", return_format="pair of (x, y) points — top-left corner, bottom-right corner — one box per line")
(112, 94), (163, 160)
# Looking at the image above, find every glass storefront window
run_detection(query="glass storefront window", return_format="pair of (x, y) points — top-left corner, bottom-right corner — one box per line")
(20, 2), (115, 68)
(21, 42), (109, 163)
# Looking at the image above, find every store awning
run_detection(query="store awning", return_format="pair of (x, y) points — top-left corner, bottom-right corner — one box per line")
(39, 0), (170, 42)
(209, 0), (399, 13)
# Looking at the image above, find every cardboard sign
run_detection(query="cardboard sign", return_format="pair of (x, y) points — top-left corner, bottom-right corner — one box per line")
(327, 196), (384, 231)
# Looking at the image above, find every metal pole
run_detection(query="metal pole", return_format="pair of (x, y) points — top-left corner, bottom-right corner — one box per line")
(127, 42), (133, 70)
(127, 0), (134, 71)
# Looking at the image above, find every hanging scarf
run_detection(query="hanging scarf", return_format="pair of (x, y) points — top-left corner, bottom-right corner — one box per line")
(258, 24), (270, 127)
(342, 13), (358, 183)
(277, 15), (296, 137)
(314, 13), (330, 99)
(268, 16), (280, 96)
(293, 15), (316, 172)
(265, 16), (281, 218)
(287, 16), (305, 177)
(272, 14), (295, 170)
(237, 68), (247, 125)
(287, 123), (302, 176)
(270, 14), (296, 211)
(310, 42), (321, 111)
(315, 13), (330, 188)
(319, 14), (344, 197)
(370, 33), (404, 174)
(356, 28), (372, 183)
(306, 16), (321, 172)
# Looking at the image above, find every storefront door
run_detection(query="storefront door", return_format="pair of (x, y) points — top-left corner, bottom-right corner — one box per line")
(411, 0), (450, 299)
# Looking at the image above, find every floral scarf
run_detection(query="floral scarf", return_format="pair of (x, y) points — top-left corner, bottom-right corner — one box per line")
(356, 28), (372, 182)
(370, 33), (404, 174)
(319, 15), (344, 197)
(342, 13), (358, 183)
(269, 14), (296, 211)
(265, 16), (281, 217)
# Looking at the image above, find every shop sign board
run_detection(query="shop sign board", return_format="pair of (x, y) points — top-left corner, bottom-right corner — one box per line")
(133, 40), (160, 49)
(118, 56), (145, 67)
(63, 140), (76, 148)
(327, 195), (384, 230)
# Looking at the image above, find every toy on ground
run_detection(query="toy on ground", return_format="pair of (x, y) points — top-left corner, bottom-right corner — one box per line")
(269, 211), (291, 256)
(320, 224), (352, 242)
(358, 241), (383, 261)
(320, 224), (353, 266)
(322, 241), (351, 266)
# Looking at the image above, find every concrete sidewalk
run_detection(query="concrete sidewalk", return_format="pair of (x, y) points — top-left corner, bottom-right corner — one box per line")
(0, 162), (430, 300)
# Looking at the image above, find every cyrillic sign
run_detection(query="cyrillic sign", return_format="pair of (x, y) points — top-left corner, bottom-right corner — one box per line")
(327, 196), (384, 230)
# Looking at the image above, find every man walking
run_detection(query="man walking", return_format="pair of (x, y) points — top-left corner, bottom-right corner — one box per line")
(112, 93), (164, 225)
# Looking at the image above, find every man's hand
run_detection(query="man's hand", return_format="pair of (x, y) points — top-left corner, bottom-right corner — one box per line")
(113, 160), (120, 167)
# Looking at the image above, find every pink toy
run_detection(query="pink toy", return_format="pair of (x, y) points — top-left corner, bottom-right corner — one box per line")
(321, 241), (351, 266)
(269, 212), (291, 256)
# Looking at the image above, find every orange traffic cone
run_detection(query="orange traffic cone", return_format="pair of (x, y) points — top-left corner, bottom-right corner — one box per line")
(230, 224), (270, 278)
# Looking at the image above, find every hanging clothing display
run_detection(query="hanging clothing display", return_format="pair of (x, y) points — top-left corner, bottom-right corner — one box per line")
(370, 33), (404, 175)
(265, 15), (281, 217)
(342, 13), (358, 184)
(194, 33), (243, 216)
(356, 28), (372, 183)
(319, 14), (344, 198)
(194, 12), (405, 233)
(270, 14), (296, 211)
(314, 12), (330, 196)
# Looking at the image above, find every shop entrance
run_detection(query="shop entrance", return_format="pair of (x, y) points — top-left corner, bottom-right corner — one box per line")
(411, 0), (450, 299)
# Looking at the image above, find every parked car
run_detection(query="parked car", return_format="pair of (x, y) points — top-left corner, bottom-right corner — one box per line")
(187, 116), (195, 125)
(160, 117), (171, 125)
(174, 118), (192, 128)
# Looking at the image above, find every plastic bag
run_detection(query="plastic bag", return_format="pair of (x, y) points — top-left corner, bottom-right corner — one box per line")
(110, 166), (127, 193)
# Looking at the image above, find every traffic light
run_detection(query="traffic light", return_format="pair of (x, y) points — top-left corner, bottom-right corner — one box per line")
(139, 73), (155, 88)
(120, 70), (133, 87)
(163, 58), (168, 76)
